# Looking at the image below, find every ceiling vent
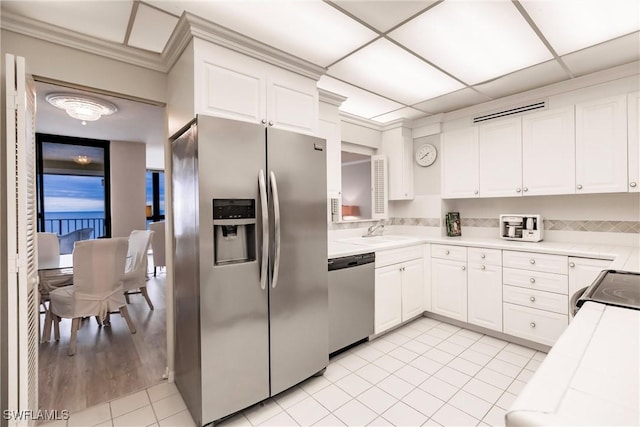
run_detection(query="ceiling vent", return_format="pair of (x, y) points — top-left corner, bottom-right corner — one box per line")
(472, 101), (546, 124)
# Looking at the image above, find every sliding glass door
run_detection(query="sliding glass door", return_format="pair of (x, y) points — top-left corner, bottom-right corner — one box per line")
(36, 134), (111, 248)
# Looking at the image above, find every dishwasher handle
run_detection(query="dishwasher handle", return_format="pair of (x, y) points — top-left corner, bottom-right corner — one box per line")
(328, 253), (375, 271)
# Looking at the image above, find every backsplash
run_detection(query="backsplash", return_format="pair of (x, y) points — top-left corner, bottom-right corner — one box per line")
(329, 217), (640, 233)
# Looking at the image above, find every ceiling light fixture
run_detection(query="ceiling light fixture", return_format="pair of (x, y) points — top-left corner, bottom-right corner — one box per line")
(45, 93), (118, 122)
(73, 155), (92, 165)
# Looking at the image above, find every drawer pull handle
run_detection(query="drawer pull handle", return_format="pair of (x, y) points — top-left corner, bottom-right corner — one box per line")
(530, 296), (536, 302)
(461, 266), (466, 271)
(481, 265), (486, 270)
(530, 322), (536, 328)
(631, 182), (637, 188)
(577, 184), (583, 190)
(445, 250), (450, 255)
(569, 262), (575, 268)
(529, 259), (536, 264)
(516, 188), (521, 193)
(530, 278), (536, 283)
(481, 253), (486, 259)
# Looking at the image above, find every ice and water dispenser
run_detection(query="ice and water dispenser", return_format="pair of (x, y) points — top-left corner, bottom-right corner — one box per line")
(213, 199), (256, 265)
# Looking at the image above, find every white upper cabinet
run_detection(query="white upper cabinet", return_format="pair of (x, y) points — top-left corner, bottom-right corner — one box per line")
(627, 91), (639, 192)
(575, 95), (628, 193)
(478, 117), (523, 197)
(319, 90), (346, 199)
(522, 106), (576, 195)
(194, 41), (318, 135)
(442, 127), (479, 198)
(382, 125), (414, 200)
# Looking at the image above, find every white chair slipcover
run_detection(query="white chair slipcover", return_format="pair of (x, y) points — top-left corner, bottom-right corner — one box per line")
(149, 221), (166, 276)
(47, 237), (136, 355)
(37, 232), (73, 299)
(123, 230), (154, 310)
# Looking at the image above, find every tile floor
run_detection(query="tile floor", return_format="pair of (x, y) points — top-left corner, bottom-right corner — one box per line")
(41, 316), (545, 427)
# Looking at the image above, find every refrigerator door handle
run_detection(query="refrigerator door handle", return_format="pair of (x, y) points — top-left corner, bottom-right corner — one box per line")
(258, 170), (269, 291)
(270, 171), (281, 289)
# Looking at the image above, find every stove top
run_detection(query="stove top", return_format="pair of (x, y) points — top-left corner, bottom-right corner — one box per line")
(577, 270), (640, 311)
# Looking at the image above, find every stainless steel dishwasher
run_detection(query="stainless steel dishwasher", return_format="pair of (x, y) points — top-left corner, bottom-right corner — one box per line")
(328, 252), (375, 355)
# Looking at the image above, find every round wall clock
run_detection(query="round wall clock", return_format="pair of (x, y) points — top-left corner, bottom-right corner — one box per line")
(415, 143), (437, 167)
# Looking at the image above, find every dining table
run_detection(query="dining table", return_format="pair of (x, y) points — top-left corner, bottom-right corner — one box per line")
(38, 253), (73, 271)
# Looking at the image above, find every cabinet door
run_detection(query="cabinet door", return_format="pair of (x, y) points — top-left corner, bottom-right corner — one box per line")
(442, 127), (479, 198)
(320, 119), (341, 198)
(401, 259), (424, 321)
(267, 67), (318, 135)
(467, 263), (502, 331)
(575, 95), (628, 193)
(197, 46), (267, 124)
(385, 131), (414, 200)
(479, 117), (523, 197)
(374, 265), (402, 334)
(431, 258), (467, 322)
(628, 91), (639, 192)
(522, 106), (575, 195)
(568, 257), (611, 303)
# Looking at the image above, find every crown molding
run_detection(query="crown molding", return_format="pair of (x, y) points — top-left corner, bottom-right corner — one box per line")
(380, 118), (413, 132)
(164, 12), (326, 80)
(0, 10), (165, 72)
(318, 88), (347, 106)
(339, 111), (383, 131)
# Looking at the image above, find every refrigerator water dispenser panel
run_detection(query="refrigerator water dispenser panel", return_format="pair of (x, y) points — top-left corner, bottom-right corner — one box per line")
(213, 199), (256, 265)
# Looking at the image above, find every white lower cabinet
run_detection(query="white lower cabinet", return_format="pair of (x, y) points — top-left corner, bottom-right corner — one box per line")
(431, 256), (468, 322)
(467, 263), (502, 331)
(568, 257), (611, 320)
(374, 265), (402, 334)
(503, 303), (568, 346)
(374, 246), (424, 334)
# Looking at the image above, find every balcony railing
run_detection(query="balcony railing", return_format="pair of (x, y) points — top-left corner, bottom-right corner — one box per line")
(43, 217), (105, 239)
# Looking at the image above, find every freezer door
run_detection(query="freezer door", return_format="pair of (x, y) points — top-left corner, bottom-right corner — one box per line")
(267, 127), (328, 395)
(196, 116), (270, 423)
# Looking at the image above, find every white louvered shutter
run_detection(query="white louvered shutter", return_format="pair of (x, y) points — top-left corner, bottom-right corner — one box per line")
(6, 53), (39, 426)
(371, 155), (388, 220)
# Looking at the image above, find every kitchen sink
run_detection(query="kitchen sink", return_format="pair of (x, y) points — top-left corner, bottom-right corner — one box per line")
(338, 235), (420, 246)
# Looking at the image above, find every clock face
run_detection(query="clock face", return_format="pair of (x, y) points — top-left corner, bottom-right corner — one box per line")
(415, 143), (437, 167)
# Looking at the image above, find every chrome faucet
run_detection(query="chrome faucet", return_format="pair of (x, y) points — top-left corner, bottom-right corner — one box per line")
(364, 224), (385, 237)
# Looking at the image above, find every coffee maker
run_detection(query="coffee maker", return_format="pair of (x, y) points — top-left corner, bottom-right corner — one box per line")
(500, 214), (543, 242)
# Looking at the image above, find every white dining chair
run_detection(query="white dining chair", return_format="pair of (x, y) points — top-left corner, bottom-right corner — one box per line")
(37, 232), (73, 301)
(123, 230), (154, 310)
(149, 221), (166, 277)
(46, 237), (136, 356)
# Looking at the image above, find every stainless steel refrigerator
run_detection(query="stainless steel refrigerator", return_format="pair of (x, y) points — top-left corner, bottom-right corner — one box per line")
(170, 115), (328, 426)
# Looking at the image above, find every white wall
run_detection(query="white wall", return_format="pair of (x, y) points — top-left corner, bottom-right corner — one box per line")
(110, 141), (146, 237)
(0, 30), (167, 103)
(342, 160), (372, 219)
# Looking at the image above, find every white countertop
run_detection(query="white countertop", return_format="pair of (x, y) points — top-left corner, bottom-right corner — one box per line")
(328, 235), (639, 272)
(506, 301), (640, 426)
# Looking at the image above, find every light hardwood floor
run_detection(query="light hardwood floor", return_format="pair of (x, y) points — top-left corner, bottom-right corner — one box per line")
(38, 271), (167, 413)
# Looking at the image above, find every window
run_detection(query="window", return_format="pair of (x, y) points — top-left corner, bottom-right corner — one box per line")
(146, 170), (165, 226)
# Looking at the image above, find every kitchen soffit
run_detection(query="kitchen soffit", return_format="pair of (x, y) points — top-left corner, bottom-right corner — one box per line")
(1, 0), (639, 124)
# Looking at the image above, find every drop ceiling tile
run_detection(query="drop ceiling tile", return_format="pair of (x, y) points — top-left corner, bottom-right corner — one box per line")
(328, 38), (464, 105)
(317, 76), (403, 119)
(147, 0), (376, 66)
(521, 0), (640, 56)
(370, 107), (427, 123)
(412, 88), (491, 115)
(1, 0), (132, 43)
(562, 32), (640, 77)
(473, 60), (569, 100)
(128, 4), (178, 53)
(332, 1), (437, 32)
(389, 0), (553, 85)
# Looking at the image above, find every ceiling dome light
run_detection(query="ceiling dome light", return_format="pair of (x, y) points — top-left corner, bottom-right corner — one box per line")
(45, 93), (118, 122)
(73, 155), (92, 165)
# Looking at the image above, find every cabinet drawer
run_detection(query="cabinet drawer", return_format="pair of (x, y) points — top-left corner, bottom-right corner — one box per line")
(503, 285), (568, 315)
(503, 303), (568, 346)
(503, 268), (568, 295)
(468, 247), (502, 266)
(503, 251), (568, 274)
(431, 244), (467, 262)
(376, 245), (423, 268)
